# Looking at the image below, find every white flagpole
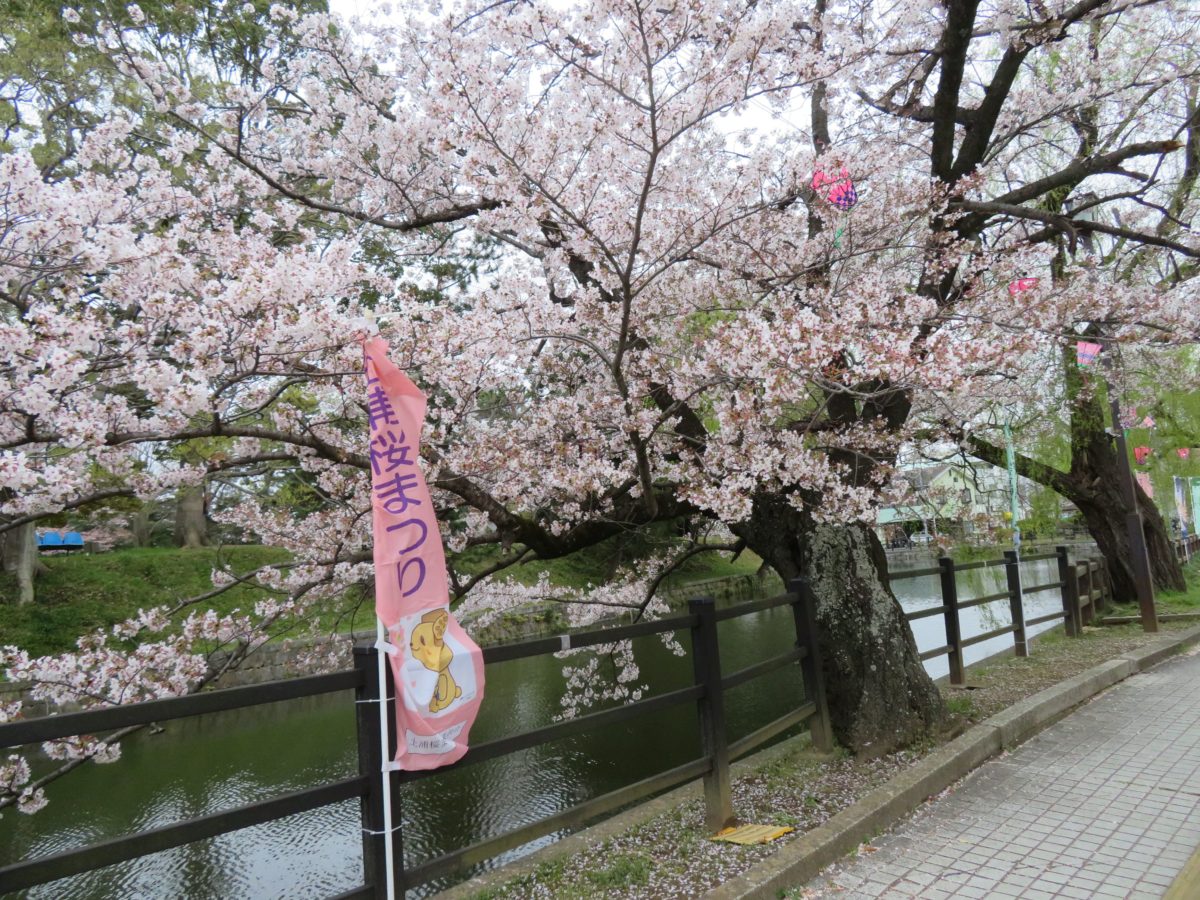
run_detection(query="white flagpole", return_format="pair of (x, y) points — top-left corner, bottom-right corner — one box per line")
(365, 311), (399, 900)
(375, 617), (398, 900)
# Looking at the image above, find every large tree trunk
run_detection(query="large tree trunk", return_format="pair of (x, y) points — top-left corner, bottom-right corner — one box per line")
(1, 522), (45, 605)
(174, 485), (210, 548)
(1067, 385), (1185, 597)
(129, 503), (154, 547)
(735, 496), (944, 757)
(1072, 485), (1183, 601)
(969, 363), (1186, 600)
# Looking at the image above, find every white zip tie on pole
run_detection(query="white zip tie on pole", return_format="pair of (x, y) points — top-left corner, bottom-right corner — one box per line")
(363, 825), (403, 836)
(375, 617), (399, 900)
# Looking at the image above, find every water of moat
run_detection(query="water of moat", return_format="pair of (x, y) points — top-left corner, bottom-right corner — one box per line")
(1, 557), (1068, 898)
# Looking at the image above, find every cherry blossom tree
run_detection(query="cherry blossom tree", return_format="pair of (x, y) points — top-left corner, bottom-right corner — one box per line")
(960, 77), (1200, 597)
(4, 0), (1200, 823)
(128, 0), (1192, 751)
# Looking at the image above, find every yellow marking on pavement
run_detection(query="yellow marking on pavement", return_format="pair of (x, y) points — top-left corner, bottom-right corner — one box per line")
(710, 824), (794, 845)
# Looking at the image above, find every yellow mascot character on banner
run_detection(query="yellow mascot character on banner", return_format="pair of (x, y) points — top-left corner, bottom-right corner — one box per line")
(410, 608), (462, 713)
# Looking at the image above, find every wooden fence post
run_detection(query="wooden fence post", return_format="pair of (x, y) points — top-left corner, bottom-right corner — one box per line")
(938, 557), (965, 685)
(1056, 546), (1082, 637)
(789, 578), (834, 752)
(1003, 550), (1028, 658)
(689, 597), (734, 833)
(1082, 561), (1097, 624)
(355, 643), (403, 899)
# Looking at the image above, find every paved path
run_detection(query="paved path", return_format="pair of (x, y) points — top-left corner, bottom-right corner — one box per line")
(801, 647), (1200, 899)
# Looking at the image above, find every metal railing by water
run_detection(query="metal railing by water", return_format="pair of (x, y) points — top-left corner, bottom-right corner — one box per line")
(0, 579), (831, 899)
(890, 545), (1111, 685)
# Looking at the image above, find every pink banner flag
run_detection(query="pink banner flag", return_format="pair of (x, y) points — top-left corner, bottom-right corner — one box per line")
(364, 336), (484, 770)
(1133, 446), (1151, 466)
(1075, 341), (1102, 366)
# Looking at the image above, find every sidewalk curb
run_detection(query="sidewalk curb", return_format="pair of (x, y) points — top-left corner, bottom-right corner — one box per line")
(703, 624), (1200, 900)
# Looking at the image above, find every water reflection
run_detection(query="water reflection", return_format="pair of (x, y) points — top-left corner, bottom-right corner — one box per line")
(895, 557), (1065, 679)
(0, 559), (1064, 898)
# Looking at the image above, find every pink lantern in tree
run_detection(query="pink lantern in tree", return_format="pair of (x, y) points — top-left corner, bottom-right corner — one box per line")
(1178, 448), (1191, 460)
(1008, 277), (1040, 295)
(1134, 446), (1152, 465)
(811, 167), (858, 210)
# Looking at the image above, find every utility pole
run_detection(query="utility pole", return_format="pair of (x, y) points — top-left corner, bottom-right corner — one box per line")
(1101, 352), (1158, 632)
(1004, 422), (1021, 555)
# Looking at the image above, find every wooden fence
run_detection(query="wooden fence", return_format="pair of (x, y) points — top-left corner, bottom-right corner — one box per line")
(1, 541), (1145, 897)
(0, 669), (368, 896)
(890, 546), (1108, 686)
(0, 580), (831, 898)
(1175, 534), (1200, 563)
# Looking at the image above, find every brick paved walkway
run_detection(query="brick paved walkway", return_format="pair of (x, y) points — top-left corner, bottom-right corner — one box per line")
(801, 647), (1200, 899)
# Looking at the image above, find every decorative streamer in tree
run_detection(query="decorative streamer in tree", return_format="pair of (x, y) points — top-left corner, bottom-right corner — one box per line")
(1136, 472), (1155, 498)
(1076, 341), (1102, 366)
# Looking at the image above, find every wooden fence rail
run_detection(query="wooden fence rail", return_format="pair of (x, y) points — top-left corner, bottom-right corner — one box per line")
(0, 579), (831, 898)
(891, 546), (1109, 686)
(1175, 534), (1200, 564)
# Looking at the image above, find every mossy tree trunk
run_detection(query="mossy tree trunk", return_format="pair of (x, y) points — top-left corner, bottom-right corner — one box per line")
(1066, 378), (1185, 596)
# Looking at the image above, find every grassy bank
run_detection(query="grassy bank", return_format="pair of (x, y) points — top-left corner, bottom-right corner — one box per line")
(0, 540), (764, 657)
(1108, 555), (1200, 617)
(0, 546), (291, 657)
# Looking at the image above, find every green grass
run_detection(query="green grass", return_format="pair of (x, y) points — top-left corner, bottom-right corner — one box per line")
(0, 545), (290, 656)
(1108, 555), (1200, 617)
(584, 850), (653, 890)
(1155, 556), (1200, 612)
(0, 536), (764, 657)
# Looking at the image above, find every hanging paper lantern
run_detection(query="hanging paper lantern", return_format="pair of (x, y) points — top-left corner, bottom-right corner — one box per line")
(1075, 341), (1102, 366)
(1134, 446), (1152, 465)
(1007, 277), (1040, 295)
(1178, 448), (1191, 460)
(1142, 416), (1156, 429)
(811, 168), (858, 211)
